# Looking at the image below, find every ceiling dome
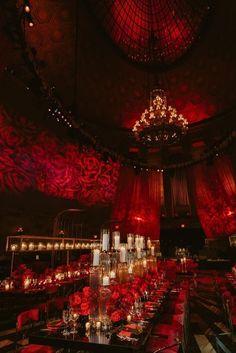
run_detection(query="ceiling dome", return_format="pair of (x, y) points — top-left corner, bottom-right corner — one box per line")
(88, 0), (211, 66)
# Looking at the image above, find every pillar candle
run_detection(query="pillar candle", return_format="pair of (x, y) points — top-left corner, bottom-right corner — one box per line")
(137, 247), (141, 259)
(127, 235), (133, 250)
(151, 246), (155, 256)
(147, 238), (151, 249)
(93, 249), (100, 266)
(114, 233), (120, 250)
(120, 246), (126, 263)
(102, 233), (109, 251)
(102, 275), (110, 286)
(110, 270), (116, 278)
(140, 236), (144, 249)
(135, 236), (139, 249)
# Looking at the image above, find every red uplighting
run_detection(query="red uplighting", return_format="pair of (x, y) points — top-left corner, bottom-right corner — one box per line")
(134, 216), (144, 222)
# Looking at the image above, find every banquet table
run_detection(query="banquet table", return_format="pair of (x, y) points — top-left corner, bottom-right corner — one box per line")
(29, 323), (153, 353)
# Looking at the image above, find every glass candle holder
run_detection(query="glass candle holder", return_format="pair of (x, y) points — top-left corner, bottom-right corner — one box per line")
(112, 231), (120, 250)
(101, 228), (110, 252)
(127, 233), (134, 250)
(117, 262), (128, 283)
(119, 244), (127, 263)
(89, 266), (102, 323)
(99, 251), (110, 274)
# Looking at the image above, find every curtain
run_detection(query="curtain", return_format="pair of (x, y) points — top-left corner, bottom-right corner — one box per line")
(170, 169), (191, 216)
(192, 156), (236, 239)
(112, 167), (163, 239)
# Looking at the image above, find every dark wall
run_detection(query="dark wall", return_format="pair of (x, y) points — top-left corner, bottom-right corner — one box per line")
(160, 227), (205, 257)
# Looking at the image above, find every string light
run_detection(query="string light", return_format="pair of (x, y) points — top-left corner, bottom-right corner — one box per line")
(12, 1), (234, 174)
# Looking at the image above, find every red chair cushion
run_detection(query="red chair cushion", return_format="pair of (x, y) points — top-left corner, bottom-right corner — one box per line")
(17, 309), (39, 330)
(20, 344), (55, 353)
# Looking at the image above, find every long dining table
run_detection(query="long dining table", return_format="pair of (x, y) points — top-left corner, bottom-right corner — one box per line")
(29, 322), (153, 353)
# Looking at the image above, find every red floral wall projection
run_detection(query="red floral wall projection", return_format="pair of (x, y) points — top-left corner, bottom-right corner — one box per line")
(0, 108), (120, 205)
(193, 157), (236, 239)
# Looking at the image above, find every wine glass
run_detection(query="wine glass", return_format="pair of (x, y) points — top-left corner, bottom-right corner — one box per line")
(70, 311), (79, 334)
(62, 310), (70, 336)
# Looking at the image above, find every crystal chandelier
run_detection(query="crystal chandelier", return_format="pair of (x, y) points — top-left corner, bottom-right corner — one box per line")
(132, 89), (188, 146)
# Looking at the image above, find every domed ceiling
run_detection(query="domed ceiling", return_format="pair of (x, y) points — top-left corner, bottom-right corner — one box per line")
(87, 0), (210, 66)
(2, 0), (236, 132)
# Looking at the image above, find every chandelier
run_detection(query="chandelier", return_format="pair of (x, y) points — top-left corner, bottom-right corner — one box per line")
(132, 89), (188, 146)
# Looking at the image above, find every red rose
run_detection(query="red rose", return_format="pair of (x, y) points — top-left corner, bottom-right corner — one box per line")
(111, 291), (120, 300)
(69, 292), (81, 307)
(80, 302), (90, 316)
(82, 286), (91, 298)
(110, 309), (125, 322)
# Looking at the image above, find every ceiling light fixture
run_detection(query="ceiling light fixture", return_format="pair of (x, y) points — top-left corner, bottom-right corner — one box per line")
(132, 89), (188, 146)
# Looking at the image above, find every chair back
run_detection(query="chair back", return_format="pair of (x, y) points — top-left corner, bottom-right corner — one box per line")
(17, 308), (39, 331)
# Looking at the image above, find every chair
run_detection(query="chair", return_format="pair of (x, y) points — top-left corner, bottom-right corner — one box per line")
(16, 308), (55, 353)
(146, 335), (181, 353)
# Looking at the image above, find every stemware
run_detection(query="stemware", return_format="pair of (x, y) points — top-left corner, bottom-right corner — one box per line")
(62, 310), (70, 336)
(70, 310), (79, 334)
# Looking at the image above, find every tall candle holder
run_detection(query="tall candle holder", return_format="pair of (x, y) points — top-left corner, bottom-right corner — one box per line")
(117, 262), (128, 283)
(127, 233), (134, 250)
(112, 231), (120, 250)
(101, 228), (110, 252)
(89, 248), (102, 326)
(99, 275), (111, 329)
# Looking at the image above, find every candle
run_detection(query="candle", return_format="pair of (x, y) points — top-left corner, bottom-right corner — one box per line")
(127, 234), (133, 250)
(21, 242), (27, 251)
(151, 246), (155, 256)
(54, 242), (59, 250)
(147, 238), (151, 249)
(93, 249), (100, 266)
(113, 232), (120, 250)
(38, 242), (44, 251)
(24, 278), (30, 289)
(102, 233), (109, 251)
(96, 321), (101, 330)
(143, 259), (147, 268)
(75, 242), (80, 249)
(65, 242), (70, 249)
(120, 246), (126, 263)
(11, 244), (18, 251)
(128, 265), (133, 274)
(140, 236), (144, 249)
(29, 242), (35, 251)
(5, 283), (10, 291)
(60, 242), (64, 250)
(135, 235), (139, 249)
(85, 322), (90, 331)
(110, 270), (116, 278)
(127, 315), (132, 323)
(102, 275), (110, 286)
(137, 247), (141, 259)
(46, 242), (52, 250)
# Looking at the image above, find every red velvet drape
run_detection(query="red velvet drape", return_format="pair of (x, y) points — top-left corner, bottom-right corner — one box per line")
(170, 169), (191, 216)
(112, 167), (162, 239)
(192, 156), (236, 239)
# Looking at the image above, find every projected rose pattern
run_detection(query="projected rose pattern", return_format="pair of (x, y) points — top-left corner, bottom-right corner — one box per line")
(0, 109), (120, 205)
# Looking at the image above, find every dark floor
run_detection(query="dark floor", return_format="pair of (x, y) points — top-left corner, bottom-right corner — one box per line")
(188, 272), (231, 352)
